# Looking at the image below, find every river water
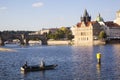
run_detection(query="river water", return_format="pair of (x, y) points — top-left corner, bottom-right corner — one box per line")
(0, 44), (120, 80)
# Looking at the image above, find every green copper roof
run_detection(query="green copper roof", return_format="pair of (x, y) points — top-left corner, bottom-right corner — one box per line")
(96, 13), (104, 22)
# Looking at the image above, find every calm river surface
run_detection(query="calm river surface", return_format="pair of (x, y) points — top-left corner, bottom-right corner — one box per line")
(0, 44), (120, 80)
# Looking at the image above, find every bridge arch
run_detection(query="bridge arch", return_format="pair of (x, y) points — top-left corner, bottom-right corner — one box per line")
(25, 34), (48, 45)
(0, 34), (48, 46)
(0, 34), (25, 46)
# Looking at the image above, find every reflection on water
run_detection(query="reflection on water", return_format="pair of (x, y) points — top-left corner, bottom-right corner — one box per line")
(0, 44), (120, 80)
(96, 63), (101, 74)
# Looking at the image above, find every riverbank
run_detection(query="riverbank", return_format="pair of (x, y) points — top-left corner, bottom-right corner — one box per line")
(29, 40), (71, 45)
(93, 40), (106, 45)
(0, 47), (16, 52)
(47, 40), (71, 45)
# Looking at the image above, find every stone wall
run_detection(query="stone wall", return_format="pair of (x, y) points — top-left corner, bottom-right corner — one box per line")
(47, 40), (71, 45)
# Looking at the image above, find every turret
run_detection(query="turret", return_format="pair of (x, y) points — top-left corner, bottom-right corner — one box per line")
(81, 9), (91, 23)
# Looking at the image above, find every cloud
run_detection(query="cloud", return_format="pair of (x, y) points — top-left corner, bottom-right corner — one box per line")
(32, 2), (44, 8)
(0, 6), (7, 10)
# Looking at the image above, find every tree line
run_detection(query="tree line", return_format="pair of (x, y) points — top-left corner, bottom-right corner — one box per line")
(0, 27), (74, 40)
(47, 27), (74, 40)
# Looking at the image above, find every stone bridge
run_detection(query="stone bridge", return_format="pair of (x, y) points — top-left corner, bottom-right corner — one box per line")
(0, 33), (48, 46)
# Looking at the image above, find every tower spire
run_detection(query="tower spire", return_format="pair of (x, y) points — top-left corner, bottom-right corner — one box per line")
(81, 9), (91, 23)
(84, 9), (89, 17)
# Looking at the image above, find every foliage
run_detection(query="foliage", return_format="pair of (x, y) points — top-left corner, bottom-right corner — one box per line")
(47, 27), (74, 40)
(98, 31), (107, 40)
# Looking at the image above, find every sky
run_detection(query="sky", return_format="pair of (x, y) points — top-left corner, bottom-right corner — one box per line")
(0, 0), (120, 31)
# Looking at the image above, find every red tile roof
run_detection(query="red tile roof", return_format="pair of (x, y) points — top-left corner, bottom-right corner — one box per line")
(76, 22), (82, 27)
(77, 21), (120, 28)
(105, 21), (120, 27)
(76, 21), (98, 27)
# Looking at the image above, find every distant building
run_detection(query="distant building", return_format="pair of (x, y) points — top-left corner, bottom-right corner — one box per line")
(71, 10), (103, 46)
(105, 21), (120, 38)
(102, 10), (120, 39)
(41, 28), (58, 34)
(114, 10), (120, 25)
(95, 12), (120, 39)
(29, 28), (58, 35)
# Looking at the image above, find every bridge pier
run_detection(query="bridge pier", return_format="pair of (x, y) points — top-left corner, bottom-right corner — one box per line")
(20, 34), (29, 45)
(0, 40), (5, 46)
(20, 40), (25, 45)
(41, 39), (48, 45)
(24, 39), (29, 45)
(0, 37), (4, 46)
(20, 39), (29, 45)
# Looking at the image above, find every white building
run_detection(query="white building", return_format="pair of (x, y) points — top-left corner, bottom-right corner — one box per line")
(114, 10), (120, 25)
(95, 12), (120, 39)
(105, 21), (120, 38)
(29, 28), (58, 35)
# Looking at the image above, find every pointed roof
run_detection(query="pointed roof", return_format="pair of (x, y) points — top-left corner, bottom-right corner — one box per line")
(83, 9), (89, 17)
(81, 9), (91, 22)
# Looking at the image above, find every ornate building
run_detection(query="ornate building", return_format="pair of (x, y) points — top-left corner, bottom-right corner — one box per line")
(71, 9), (120, 45)
(71, 10), (103, 46)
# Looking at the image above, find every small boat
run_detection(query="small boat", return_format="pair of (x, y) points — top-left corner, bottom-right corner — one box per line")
(21, 64), (58, 72)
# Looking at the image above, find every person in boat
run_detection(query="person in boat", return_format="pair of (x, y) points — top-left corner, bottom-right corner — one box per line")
(40, 60), (45, 68)
(23, 61), (28, 68)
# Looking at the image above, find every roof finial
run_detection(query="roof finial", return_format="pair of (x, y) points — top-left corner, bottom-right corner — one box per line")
(84, 9), (89, 17)
(98, 13), (101, 17)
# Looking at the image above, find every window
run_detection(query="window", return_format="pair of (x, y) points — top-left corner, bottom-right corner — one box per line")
(81, 32), (86, 36)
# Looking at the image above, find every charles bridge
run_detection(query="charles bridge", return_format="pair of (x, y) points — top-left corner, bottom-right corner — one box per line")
(0, 32), (48, 46)
(0, 31), (120, 46)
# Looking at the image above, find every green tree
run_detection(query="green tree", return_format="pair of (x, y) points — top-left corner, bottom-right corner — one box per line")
(47, 27), (74, 40)
(99, 31), (107, 40)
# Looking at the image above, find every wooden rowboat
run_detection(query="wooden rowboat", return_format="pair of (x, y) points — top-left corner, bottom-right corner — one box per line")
(21, 64), (58, 72)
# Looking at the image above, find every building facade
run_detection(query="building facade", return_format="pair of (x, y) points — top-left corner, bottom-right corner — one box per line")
(71, 10), (103, 46)
(72, 22), (93, 46)
(114, 10), (120, 25)
(105, 21), (120, 38)
(30, 28), (58, 35)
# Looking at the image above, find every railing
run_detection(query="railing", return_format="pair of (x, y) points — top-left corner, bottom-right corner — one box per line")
(107, 37), (120, 40)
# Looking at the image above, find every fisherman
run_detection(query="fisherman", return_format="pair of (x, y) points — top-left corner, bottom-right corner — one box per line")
(40, 60), (45, 68)
(24, 61), (28, 68)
